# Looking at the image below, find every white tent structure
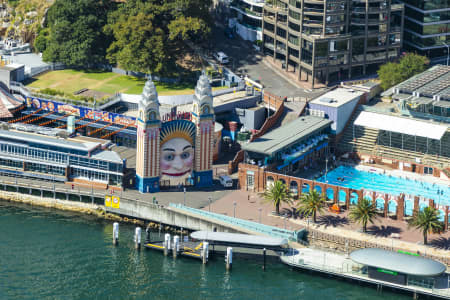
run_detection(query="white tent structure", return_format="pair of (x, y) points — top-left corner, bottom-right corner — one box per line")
(354, 111), (447, 140)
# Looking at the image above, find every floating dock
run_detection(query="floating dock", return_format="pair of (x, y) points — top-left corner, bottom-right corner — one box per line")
(144, 239), (204, 260)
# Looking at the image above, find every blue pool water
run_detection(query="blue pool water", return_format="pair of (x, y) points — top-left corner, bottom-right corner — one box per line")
(317, 166), (450, 206)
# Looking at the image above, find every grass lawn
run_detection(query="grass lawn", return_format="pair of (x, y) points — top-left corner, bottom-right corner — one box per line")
(25, 69), (199, 96)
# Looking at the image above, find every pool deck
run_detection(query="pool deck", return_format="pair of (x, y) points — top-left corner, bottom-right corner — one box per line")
(281, 248), (450, 299)
(206, 190), (450, 256)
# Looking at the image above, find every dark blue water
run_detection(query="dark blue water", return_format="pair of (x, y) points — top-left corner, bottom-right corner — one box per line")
(0, 201), (409, 299)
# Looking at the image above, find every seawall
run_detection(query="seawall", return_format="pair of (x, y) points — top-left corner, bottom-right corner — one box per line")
(0, 189), (259, 236)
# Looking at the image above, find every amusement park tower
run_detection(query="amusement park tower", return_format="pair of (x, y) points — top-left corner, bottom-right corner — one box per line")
(191, 74), (215, 187)
(135, 79), (161, 193)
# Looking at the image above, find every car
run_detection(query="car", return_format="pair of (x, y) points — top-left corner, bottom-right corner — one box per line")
(213, 51), (229, 64)
(219, 175), (233, 188)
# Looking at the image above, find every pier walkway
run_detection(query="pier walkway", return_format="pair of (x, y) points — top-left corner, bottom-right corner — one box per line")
(281, 248), (450, 299)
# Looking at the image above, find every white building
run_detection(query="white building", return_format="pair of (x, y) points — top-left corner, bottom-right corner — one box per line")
(229, 0), (264, 42)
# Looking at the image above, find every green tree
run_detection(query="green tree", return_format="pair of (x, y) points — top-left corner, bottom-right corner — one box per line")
(42, 0), (114, 67)
(408, 207), (443, 245)
(104, 0), (212, 74)
(377, 62), (403, 90)
(34, 28), (50, 53)
(263, 180), (293, 215)
(349, 197), (378, 233)
(297, 189), (326, 223)
(377, 53), (429, 90)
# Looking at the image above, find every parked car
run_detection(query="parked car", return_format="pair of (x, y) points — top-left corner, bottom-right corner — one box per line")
(213, 51), (229, 64)
(219, 175), (233, 188)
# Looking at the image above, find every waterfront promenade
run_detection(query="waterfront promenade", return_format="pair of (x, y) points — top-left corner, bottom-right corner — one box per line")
(206, 190), (450, 266)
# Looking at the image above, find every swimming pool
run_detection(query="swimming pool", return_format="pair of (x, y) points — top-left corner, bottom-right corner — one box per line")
(317, 166), (450, 206)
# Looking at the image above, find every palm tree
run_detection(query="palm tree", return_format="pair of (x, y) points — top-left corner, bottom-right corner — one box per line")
(297, 189), (326, 223)
(349, 197), (378, 233)
(408, 206), (443, 245)
(263, 180), (293, 215)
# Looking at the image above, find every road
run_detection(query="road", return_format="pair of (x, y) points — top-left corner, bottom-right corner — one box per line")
(208, 25), (326, 98)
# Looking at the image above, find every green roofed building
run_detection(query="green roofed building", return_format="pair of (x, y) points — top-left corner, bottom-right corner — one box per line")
(242, 115), (332, 173)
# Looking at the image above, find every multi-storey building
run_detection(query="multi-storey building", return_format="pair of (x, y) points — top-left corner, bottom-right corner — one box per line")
(0, 123), (124, 188)
(400, 0), (450, 64)
(230, 0), (264, 41)
(262, 0), (404, 87)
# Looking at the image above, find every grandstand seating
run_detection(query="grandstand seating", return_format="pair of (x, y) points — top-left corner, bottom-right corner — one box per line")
(339, 107), (450, 169)
(339, 107), (379, 155)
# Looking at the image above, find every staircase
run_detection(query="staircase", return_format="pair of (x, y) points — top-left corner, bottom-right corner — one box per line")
(339, 107), (379, 154)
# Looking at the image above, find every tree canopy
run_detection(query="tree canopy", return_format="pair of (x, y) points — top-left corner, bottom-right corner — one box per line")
(40, 0), (114, 67)
(297, 189), (326, 223)
(104, 0), (212, 74)
(378, 53), (429, 90)
(349, 197), (378, 233)
(263, 180), (293, 215)
(408, 207), (443, 245)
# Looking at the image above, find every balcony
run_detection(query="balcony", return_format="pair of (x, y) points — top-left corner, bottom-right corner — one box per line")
(303, 8), (324, 15)
(230, 3), (263, 18)
(303, 20), (323, 27)
(264, 42), (275, 50)
(391, 3), (403, 11)
(264, 3), (288, 13)
(303, 0), (324, 3)
(276, 46), (287, 55)
(264, 15), (276, 23)
(277, 21), (288, 29)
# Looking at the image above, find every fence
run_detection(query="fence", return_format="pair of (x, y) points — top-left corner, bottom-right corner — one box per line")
(307, 228), (450, 267)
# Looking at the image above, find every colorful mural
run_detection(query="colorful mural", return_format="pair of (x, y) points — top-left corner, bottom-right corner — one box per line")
(26, 96), (137, 127)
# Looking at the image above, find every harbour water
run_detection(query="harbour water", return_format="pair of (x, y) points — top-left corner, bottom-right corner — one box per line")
(0, 201), (410, 300)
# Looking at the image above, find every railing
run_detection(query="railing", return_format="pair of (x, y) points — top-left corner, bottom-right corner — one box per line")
(169, 203), (303, 241)
(281, 251), (450, 298)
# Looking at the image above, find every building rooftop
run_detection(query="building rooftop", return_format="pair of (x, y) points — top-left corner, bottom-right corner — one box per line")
(190, 231), (288, 247)
(395, 65), (450, 100)
(0, 125), (121, 162)
(0, 129), (97, 152)
(242, 116), (332, 155)
(350, 248), (447, 277)
(354, 111), (448, 140)
(310, 88), (363, 108)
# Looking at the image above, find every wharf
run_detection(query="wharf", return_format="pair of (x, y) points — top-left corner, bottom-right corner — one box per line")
(144, 239), (204, 260)
(281, 248), (450, 299)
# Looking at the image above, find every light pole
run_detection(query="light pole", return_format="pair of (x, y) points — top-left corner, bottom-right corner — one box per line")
(183, 187), (186, 206)
(258, 208), (262, 223)
(325, 157), (328, 182)
(208, 196), (212, 212)
(443, 42), (449, 66)
(233, 201), (236, 218)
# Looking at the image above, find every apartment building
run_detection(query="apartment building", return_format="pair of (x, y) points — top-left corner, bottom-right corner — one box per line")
(401, 0), (450, 64)
(262, 0), (404, 87)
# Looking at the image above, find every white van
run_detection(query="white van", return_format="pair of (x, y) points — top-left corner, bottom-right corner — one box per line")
(214, 51), (229, 64)
(219, 175), (233, 188)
